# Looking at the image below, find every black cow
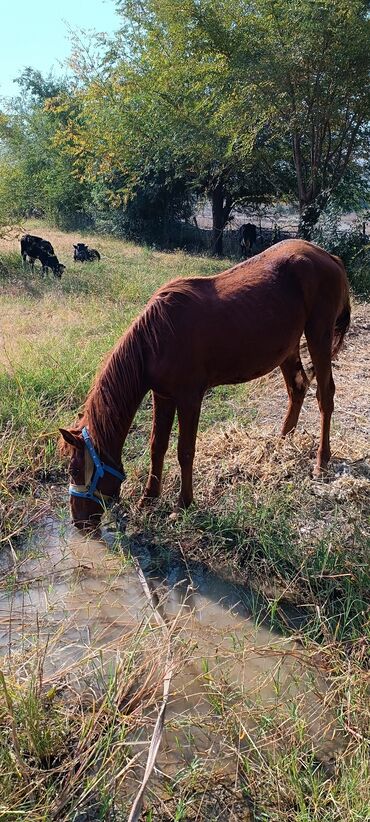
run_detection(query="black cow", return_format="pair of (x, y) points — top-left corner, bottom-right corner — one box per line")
(73, 243), (101, 262)
(36, 249), (65, 278)
(21, 233), (54, 266)
(20, 235), (65, 277)
(239, 223), (257, 256)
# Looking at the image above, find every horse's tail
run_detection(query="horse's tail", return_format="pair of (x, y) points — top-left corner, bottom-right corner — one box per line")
(331, 263), (351, 360)
(332, 298), (351, 359)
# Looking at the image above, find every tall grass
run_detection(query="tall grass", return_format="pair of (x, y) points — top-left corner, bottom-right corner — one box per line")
(0, 224), (369, 820)
(0, 236), (229, 541)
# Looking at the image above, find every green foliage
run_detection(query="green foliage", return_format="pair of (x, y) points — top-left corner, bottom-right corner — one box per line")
(0, 71), (91, 229)
(114, 0), (370, 218)
(1, 2), (369, 242)
(311, 203), (370, 297)
(15, 66), (69, 103)
(89, 169), (196, 245)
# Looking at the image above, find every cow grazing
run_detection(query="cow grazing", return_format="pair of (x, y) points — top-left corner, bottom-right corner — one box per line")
(21, 234), (54, 265)
(20, 235), (65, 277)
(37, 249), (65, 278)
(73, 243), (101, 262)
(239, 223), (257, 256)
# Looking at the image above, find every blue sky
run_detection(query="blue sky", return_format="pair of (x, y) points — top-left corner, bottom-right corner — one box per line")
(0, 0), (120, 99)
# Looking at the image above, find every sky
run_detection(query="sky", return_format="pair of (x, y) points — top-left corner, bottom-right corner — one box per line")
(0, 0), (120, 99)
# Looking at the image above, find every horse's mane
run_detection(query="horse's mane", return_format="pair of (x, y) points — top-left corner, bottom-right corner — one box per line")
(68, 277), (205, 452)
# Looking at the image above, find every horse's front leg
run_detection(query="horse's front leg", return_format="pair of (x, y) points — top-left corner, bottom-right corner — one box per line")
(176, 395), (202, 508)
(139, 393), (176, 507)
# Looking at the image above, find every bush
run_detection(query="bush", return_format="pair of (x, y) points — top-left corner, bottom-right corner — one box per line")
(311, 204), (370, 298)
(88, 172), (196, 247)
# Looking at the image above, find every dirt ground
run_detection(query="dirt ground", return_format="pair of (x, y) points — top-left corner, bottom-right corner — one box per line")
(259, 301), (370, 448)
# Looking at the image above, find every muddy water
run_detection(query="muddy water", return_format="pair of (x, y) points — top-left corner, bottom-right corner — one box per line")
(0, 518), (339, 777)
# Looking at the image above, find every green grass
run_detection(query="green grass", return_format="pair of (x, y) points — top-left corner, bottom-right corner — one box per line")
(0, 223), (369, 820)
(0, 627), (168, 821)
(0, 233), (231, 541)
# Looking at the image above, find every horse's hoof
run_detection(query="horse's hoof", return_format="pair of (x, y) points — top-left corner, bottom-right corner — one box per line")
(312, 464), (329, 479)
(138, 494), (158, 509)
(176, 496), (194, 510)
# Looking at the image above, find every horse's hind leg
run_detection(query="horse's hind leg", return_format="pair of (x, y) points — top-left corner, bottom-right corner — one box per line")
(176, 394), (202, 508)
(305, 329), (335, 476)
(139, 393), (176, 506)
(280, 349), (312, 435)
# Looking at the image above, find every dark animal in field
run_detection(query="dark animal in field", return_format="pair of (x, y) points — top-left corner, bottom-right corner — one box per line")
(60, 239), (351, 530)
(239, 223), (257, 256)
(21, 233), (54, 267)
(36, 249), (65, 278)
(73, 243), (101, 262)
(21, 235), (65, 277)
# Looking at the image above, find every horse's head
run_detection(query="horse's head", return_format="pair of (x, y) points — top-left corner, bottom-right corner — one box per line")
(59, 427), (125, 530)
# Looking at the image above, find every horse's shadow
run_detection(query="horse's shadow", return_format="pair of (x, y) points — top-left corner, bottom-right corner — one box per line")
(106, 522), (308, 636)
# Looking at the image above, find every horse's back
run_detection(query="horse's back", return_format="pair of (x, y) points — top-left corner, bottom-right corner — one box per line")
(158, 240), (347, 319)
(144, 240), (349, 392)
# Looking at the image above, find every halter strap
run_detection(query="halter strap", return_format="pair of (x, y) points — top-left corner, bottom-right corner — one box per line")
(69, 426), (125, 507)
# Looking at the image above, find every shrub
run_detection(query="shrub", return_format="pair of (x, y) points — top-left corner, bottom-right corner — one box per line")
(311, 204), (370, 298)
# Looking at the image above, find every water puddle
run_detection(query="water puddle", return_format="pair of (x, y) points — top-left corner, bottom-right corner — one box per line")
(0, 517), (341, 789)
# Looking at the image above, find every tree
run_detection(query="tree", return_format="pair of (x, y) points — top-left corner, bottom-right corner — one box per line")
(0, 69), (90, 228)
(110, 0), (370, 243)
(112, 0), (274, 253)
(197, 0), (370, 235)
(56, 3), (273, 254)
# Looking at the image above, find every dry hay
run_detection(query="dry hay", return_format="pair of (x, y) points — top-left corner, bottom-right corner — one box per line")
(187, 424), (369, 503)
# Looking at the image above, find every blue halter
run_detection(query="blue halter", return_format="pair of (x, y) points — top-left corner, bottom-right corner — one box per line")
(69, 426), (126, 507)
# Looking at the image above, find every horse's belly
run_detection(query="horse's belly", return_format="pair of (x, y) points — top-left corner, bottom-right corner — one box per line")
(208, 358), (279, 387)
(205, 331), (301, 387)
(148, 309), (305, 395)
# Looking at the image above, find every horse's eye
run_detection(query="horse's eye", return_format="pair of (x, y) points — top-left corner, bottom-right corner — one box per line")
(70, 466), (80, 480)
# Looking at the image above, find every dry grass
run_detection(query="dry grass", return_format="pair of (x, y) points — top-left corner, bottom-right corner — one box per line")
(0, 225), (369, 820)
(0, 220), (142, 260)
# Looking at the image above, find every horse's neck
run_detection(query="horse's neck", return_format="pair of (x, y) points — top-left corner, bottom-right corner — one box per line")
(85, 336), (146, 463)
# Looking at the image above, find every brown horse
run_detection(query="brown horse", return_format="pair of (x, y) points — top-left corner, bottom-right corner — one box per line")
(60, 239), (350, 529)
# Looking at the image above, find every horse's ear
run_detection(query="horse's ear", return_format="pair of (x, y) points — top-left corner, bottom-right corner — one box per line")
(59, 428), (84, 450)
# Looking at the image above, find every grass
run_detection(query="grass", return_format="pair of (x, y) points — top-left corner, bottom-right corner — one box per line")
(0, 221), (369, 820)
(0, 222), (230, 541)
(0, 621), (179, 820)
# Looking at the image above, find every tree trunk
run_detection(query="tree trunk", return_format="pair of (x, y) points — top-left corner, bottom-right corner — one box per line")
(211, 181), (233, 256)
(292, 132), (307, 212)
(298, 190), (330, 240)
(211, 180), (224, 256)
